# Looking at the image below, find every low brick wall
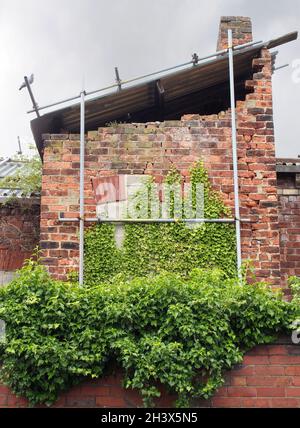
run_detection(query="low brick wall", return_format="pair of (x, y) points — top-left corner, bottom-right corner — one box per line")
(1, 340), (300, 408)
(277, 171), (300, 288)
(0, 199), (40, 282)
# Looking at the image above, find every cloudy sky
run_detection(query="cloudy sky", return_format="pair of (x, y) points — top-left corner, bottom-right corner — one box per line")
(0, 0), (299, 158)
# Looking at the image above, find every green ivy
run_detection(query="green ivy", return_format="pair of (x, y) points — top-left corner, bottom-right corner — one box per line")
(289, 276), (300, 322)
(84, 162), (237, 285)
(0, 260), (293, 407)
(0, 162), (294, 407)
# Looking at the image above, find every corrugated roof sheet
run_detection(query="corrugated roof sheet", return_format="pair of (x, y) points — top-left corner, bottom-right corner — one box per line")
(276, 158), (300, 173)
(0, 159), (30, 199)
(30, 31), (298, 155)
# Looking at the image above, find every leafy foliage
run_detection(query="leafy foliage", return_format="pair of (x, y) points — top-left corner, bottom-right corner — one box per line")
(0, 260), (293, 406)
(84, 162), (237, 284)
(289, 276), (300, 323)
(0, 160), (294, 406)
(289, 276), (300, 305)
(0, 147), (41, 202)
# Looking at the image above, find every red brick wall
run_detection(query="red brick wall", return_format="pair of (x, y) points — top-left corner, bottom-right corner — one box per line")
(217, 16), (253, 51)
(0, 200), (40, 271)
(207, 342), (300, 408)
(1, 341), (300, 408)
(277, 172), (300, 287)
(40, 46), (281, 285)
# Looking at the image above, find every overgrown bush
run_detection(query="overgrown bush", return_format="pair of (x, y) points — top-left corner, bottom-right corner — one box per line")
(0, 260), (293, 407)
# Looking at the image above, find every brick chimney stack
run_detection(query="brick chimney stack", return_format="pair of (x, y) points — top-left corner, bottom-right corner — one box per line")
(217, 16), (253, 51)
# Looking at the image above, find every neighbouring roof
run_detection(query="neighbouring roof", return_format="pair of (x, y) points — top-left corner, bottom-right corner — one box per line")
(0, 158), (35, 199)
(276, 158), (300, 173)
(30, 31), (298, 155)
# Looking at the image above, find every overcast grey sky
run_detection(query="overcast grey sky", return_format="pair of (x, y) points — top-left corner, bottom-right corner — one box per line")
(0, 0), (299, 158)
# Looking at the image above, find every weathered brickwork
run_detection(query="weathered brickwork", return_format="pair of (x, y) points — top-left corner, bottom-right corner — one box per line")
(40, 41), (281, 285)
(1, 341), (300, 408)
(0, 15), (299, 410)
(278, 170), (300, 287)
(0, 200), (40, 273)
(217, 16), (253, 51)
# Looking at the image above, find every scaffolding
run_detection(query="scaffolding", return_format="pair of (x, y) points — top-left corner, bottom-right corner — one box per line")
(24, 30), (269, 285)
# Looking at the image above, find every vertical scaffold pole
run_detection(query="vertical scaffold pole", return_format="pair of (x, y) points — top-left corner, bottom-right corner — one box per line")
(228, 29), (242, 277)
(79, 90), (85, 286)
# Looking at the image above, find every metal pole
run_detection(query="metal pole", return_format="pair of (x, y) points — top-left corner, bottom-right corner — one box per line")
(24, 76), (40, 118)
(17, 136), (22, 155)
(228, 29), (242, 277)
(96, 218), (236, 224)
(115, 67), (122, 91)
(273, 63), (289, 71)
(79, 90), (85, 286)
(58, 214), (252, 224)
(27, 40), (262, 114)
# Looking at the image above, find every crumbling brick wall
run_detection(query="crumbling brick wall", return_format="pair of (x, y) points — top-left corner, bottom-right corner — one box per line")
(0, 200), (40, 284)
(40, 48), (280, 285)
(39, 16), (282, 286)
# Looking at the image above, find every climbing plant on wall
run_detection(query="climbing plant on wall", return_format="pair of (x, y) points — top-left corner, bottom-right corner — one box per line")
(84, 162), (237, 285)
